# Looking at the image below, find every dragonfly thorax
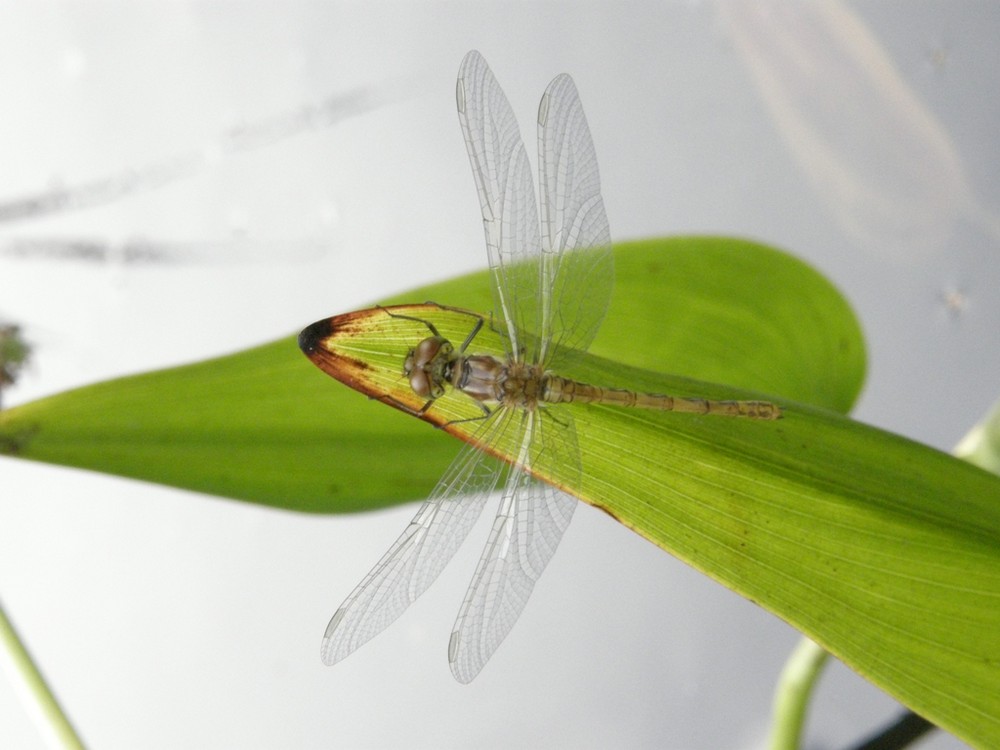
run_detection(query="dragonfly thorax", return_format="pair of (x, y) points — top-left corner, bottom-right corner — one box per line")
(403, 333), (518, 406)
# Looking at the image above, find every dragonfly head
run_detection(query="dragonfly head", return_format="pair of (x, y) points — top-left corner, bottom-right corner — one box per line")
(403, 335), (454, 399)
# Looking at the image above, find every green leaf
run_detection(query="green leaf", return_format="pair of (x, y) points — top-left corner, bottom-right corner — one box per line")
(293, 294), (999, 747)
(0, 237), (862, 511)
(6, 236), (999, 745)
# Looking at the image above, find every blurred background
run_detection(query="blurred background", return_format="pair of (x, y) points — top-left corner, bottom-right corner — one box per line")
(1, 2), (997, 748)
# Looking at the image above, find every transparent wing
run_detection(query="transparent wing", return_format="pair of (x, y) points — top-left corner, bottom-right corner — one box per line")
(448, 408), (580, 683)
(536, 71), (613, 366)
(320, 408), (520, 666)
(456, 50), (541, 359)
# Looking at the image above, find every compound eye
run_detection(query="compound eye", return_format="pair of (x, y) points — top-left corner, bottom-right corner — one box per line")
(409, 369), (432, 398)
(413, 337), (441, 366)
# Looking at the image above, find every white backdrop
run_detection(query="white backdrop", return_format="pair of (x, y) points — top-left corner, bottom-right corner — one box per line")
(1, 2), (997, 749)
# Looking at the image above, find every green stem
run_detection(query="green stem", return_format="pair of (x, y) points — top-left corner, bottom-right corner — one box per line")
(954, 397), (1000, 475)
(0, 599), (87, 749)
(767, 636), (830, 750)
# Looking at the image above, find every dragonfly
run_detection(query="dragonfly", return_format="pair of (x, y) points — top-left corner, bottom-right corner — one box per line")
(300, 50), (781, 683)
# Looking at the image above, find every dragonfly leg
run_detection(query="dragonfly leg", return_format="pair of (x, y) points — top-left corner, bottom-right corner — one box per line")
(372, 391), (490, 428)
(370, 392), (438, 418)
(440, 402), (493, 428)
(540, 403), (570, 429)
(418, 303), (487, 354)
(456, 315), (483, 353)
(377, 304), (442, 338)
(380, 303), (487, 355)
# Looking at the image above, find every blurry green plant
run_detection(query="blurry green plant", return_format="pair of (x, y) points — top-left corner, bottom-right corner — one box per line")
(0, 323), (31, 411)
(1, 237), (997, 749)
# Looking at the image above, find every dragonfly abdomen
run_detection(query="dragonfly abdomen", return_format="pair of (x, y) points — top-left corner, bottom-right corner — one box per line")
(542, 376), (782, 419)
(542, 376), (639, 406)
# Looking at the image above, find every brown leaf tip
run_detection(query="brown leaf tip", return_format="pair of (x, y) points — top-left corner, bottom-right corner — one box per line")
(298, 318), (334, 357)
